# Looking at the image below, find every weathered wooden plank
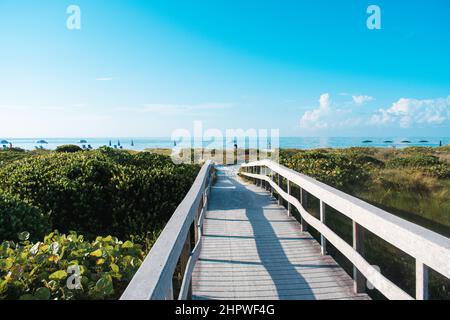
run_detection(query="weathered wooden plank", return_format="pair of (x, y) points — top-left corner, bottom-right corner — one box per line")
(192, 166), (370, 300)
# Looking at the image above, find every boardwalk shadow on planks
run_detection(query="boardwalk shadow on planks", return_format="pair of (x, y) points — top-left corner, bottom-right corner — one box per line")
(192, 165), (369, 300)
(197, 166), (318, 299)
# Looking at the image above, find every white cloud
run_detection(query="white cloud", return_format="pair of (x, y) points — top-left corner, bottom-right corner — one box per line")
(352, 95), (374, 105)
(299, 93), (331, 129)
(299, 93), (363, 129)
(370, 96), (450, 128)
(299, 93), (449, 132)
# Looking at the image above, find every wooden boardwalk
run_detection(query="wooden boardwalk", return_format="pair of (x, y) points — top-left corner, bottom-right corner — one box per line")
(192, 166), (370, 300)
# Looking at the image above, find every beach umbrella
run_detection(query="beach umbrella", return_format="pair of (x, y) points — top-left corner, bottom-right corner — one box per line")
(36, 140), (48, 144)
(79, 139), (87, 143)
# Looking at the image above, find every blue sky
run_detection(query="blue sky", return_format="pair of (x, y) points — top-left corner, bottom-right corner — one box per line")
(0, 0), (449, 137)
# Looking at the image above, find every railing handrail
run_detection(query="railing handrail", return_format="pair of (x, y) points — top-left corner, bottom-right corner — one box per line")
(241, 159), (450, 300)
(120, 160), (213, 300)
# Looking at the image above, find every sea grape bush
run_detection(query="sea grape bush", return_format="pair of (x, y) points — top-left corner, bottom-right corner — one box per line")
(280, 150), (369, 191)
(0, 149), (28, 166)
(0, 148), (199, 299)
(0, 231), (144, 300)
(279, 148), (449, 191)
(0, 194), (51, 242)
(0, 148), (200, 240)
(387, 154), (449, 178)
(55, 144), (83, 153)
(387, 154), (440, 168)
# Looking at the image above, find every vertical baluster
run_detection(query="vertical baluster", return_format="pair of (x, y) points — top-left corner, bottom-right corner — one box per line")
(270, 169), (274, 198)
(194, 208), (199, 242)
(320, 200), (327, 255)
(287, 180), (291, 216)
(179, 231), (192, 299)
(277, 173), (281, 206)
(416, 261), (429, 300)
(257, 166), (260, 187)
(261, 166), (264, 189)
(300, 187), (308, 232)
(263, 167), (266, 190)
(352, 221), (366, 293)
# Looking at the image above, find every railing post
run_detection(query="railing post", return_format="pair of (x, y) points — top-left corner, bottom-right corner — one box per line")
(258, 166), (261, 187)
(299, 187), (307, 232)
(179, 231), (192, 299)
(287, 180), (291, 216)
(277, 174), (281, 206)
(270, 169), (274, 198)
(416, 261), (429, 300)
(262, 167), (266, 190)
(352, 221), (366, 293)
(194, 210), (199, 242)
(320, 200), (327, 255)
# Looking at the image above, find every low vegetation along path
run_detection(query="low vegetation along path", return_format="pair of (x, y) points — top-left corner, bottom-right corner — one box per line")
(192, 165), (370, 300)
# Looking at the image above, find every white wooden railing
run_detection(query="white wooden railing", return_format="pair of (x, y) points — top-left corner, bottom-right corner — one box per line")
(241, 159), (450, 300)
(120, 160), (214, 300)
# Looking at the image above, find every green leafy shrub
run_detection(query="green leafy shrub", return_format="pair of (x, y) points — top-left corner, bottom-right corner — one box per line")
(387, 154), (441, 168)
(55, 145), (83, 153)
(280, 151), (368, 191)
(0, 152), (119, 238)
(342, 147), (377, 155)
(0, 150), (29, 166)
(112, 163), (200, 239)
(0, 194), (51, 242)
(386, 154), (449, 178)
(0, 231), (144, 300)
(424, 164), (450, 179)
(0, 149), (199, 240)
(343, 152), (385, 168)
(7, 147), (25, 153)
(402, 147), (434, 154)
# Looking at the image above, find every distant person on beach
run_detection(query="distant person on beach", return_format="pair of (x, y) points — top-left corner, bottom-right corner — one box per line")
(234, 143), (238, 150)
(440, 140), (442, 147)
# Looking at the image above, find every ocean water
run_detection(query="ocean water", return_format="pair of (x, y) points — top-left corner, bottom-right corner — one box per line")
(1, 137), (449, 151)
